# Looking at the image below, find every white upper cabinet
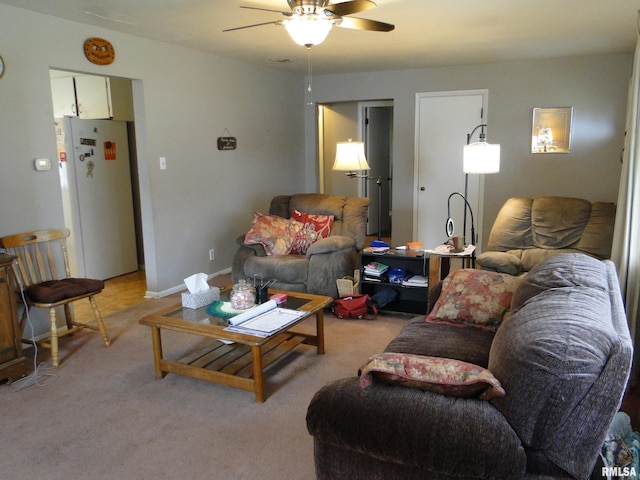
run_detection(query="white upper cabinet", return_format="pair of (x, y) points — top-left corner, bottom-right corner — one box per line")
(50, 76), (77, 117)
(50, 72), (112, 119)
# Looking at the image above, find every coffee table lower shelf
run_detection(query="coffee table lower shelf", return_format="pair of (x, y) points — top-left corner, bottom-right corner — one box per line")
(158, 332), (313, 398)
(140, 289), (331, 403)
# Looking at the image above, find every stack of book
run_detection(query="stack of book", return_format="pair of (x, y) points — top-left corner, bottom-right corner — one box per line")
(363, 261), (389, 282)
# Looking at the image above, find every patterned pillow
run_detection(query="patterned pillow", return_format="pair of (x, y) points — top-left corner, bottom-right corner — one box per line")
(243, 212), (302, 255)
(358, 352), (505, 400)
(426, 269), (521, 332)
(289, 209), (334, 254)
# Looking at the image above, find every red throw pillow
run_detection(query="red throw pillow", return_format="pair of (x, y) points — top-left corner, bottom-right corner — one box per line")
(289, 209), (334, 254)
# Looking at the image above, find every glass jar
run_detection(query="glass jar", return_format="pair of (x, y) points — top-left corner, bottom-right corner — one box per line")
(230, 279), (255, 310)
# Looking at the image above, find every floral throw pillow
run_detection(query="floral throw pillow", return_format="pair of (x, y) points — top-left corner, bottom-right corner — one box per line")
(243, 212), (302, 255)
(289, 209), (334, 254)
(426, 269), (521, 332)
(358, 352), (505, 400)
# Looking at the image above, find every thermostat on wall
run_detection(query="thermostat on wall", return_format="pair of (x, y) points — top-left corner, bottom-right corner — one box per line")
(34, 158), (51, 171)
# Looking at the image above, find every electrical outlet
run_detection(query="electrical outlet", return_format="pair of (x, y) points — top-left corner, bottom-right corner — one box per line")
(209, 249), (215, 261)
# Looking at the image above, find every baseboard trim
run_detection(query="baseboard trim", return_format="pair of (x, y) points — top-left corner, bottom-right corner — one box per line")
(144, 267), (231, 299)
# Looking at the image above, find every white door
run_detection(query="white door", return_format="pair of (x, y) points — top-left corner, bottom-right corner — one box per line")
(60, 117), (137, 280)
(414, 90), (487, 250)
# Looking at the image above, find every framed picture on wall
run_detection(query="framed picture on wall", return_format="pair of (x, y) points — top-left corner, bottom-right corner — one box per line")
(531, 107), (573, 153)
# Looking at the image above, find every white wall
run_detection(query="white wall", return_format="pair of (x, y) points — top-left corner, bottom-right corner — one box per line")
(0, 4), (632, 296)
(0, 5), (306, 297)
(321, 103), (360, 198)
(304, 54), (633, 247)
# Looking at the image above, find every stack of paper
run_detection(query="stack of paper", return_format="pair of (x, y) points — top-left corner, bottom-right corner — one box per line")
(224, 300), (306, 337)
(426, 244), (477, 256)
(402, 275), (428, 287)
(363, 240), (390, 254)
(362, 246), (389, 254)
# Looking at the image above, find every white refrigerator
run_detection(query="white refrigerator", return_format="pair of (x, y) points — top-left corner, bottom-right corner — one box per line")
(56, 117), (138, 280)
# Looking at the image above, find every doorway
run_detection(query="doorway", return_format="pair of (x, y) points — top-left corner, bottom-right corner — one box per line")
(360, 102), (393, 237)
(318, 100), (394, 240)
(49, 69), (144, 280)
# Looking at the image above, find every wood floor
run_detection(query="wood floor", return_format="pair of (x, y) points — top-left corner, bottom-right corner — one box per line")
(622, 382), (640, 430)
(73, 269), (231, 322)
(73, 270), (148, 322)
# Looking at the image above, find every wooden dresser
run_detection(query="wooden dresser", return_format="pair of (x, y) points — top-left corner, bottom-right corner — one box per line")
(0, 254), (26, 383)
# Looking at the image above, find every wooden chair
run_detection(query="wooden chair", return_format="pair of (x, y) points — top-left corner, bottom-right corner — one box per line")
(0, 228), (110, 367)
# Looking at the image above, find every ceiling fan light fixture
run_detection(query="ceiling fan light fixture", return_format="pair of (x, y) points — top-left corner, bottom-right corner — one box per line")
(283, 14), (333, 47)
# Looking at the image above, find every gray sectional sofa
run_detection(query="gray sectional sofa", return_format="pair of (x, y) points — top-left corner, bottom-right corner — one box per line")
(307, 254), (632, 479)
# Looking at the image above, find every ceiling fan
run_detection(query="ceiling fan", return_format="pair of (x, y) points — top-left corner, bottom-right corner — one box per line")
(224, 0), (395, 48)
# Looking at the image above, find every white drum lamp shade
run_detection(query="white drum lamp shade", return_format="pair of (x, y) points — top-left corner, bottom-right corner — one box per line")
(463, 142), (501, 174)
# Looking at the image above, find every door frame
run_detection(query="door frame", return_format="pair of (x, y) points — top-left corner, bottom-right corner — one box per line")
(413, 89), (489, 250)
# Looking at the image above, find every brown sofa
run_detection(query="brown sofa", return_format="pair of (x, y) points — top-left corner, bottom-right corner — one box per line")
(476, 196), (616, 275)
(232, 193), (370, 298)
(306, 254), (632, 479)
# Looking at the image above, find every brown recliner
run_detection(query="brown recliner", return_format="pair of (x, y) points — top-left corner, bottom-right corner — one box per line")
(476, 196), (616, 275)
(232, 193), (370, 298)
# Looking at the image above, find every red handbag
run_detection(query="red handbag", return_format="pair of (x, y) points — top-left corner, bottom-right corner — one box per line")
(332, 294), (377, 320)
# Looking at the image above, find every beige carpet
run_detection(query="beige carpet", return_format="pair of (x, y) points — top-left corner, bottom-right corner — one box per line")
(1, 294), (412, 480)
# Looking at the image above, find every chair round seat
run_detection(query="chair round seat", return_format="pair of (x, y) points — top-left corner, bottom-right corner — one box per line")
(26, 278), (104, 304)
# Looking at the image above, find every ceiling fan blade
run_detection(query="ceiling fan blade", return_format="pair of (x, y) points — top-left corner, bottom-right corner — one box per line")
(223, 21), (282, 33)
(325, 0), (376, 17)
(239, 6), (291, 16)
(338, 16), (394, 32)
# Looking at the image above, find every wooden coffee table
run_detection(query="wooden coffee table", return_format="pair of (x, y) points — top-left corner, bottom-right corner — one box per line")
(139, 287), (332, 402)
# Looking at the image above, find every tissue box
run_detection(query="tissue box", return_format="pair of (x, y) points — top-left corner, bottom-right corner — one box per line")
(181, 286), (220, 309)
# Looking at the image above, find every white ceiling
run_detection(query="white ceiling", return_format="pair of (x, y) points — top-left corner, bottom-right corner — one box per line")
(2, 0), (639, 74)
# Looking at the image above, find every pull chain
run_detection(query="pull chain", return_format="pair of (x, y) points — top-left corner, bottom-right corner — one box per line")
(306, 46), (314, 106)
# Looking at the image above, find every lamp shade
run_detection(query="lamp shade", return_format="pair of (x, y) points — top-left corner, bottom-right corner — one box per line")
(332, 140), (370, 171)
(284, 15), (333, 47)
(463, 142), (500, 174)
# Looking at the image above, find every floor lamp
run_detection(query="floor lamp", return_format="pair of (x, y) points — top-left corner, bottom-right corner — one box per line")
(332, 139), (383, 241)
(458, 124), (500, 245)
